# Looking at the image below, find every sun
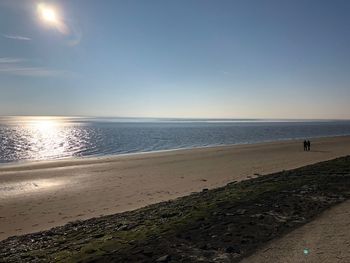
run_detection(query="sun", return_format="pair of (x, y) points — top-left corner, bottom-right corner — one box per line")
(36, 3), (70, 34)
(42, 7), (57, 23)
(37, 3), (59, 25)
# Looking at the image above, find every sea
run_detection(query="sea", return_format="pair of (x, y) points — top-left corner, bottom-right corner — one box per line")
(1, 116), (350, 164)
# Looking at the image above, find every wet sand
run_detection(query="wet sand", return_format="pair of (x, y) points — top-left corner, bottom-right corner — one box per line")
(1, 136), (350, 241)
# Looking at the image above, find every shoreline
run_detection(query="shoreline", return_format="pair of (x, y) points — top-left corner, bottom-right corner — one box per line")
(1, 133), (350, 171)
(1, 135), (350, 241)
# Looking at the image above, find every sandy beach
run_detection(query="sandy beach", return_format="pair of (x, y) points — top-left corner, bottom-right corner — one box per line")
(1, 136), (350, 241)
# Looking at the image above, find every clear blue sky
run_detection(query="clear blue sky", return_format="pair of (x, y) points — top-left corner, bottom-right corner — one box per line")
(0, 0), (349, 119)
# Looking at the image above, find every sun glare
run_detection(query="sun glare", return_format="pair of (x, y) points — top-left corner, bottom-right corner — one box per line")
(38, 3), (59, 25)
(31, 120), (59, 130)
(36, 3), (70, 34)
(42, 8), (57, 23)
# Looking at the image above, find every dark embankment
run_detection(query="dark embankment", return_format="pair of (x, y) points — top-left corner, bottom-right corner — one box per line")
(1, 156), (350, 263)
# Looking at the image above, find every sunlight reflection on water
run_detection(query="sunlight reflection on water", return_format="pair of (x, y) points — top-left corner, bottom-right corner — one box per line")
(0, 117), (91, 163)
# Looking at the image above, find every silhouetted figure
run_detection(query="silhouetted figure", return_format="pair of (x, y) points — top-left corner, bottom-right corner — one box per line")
(303, 140), (307, 151)
(307, 140), (311, 151)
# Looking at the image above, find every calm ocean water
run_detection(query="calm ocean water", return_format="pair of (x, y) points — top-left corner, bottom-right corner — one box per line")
(1, 117), (350, 164)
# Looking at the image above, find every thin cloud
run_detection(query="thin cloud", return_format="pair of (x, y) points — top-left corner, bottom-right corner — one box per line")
(0, 57), (25, 63)
(3, 34), (31, 41)
(0, 57), (67, 77)
(0, 66), (63, 77)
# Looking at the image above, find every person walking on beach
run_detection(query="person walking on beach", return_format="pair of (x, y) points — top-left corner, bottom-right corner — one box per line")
(303, 140), (307, 151)
(307, 140), (311, 151)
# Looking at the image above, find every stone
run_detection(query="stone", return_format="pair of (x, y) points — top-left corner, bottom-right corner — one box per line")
(156, 254), (171, 262)
(236, 209), (247, 215)
(225, 245), (241, 254)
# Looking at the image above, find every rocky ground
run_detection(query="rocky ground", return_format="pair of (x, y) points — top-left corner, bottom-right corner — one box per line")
(1, 156), (350, 263)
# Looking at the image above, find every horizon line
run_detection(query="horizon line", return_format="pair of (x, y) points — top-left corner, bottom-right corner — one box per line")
(1, 115), (350, 122)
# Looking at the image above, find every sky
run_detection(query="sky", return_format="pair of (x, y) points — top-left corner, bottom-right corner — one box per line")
(0, 0), (349, 119)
